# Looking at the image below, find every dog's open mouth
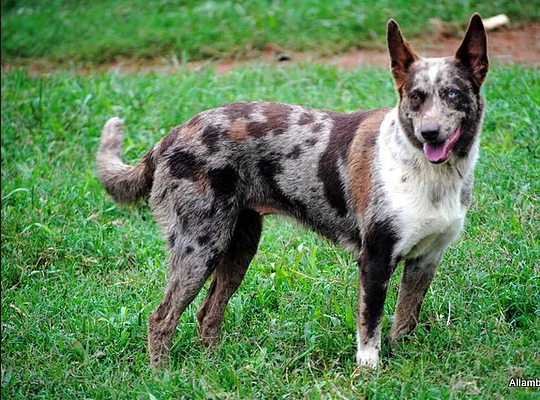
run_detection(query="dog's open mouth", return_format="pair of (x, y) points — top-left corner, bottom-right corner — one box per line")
(423, 125), (462, 164)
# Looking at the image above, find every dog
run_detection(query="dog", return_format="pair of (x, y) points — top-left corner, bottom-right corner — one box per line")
(96, 13), (488, 369)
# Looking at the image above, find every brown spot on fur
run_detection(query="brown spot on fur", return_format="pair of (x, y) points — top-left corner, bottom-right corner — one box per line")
(348, 108), (389, 213)
(247, 103), (290, 138)
(312, 123), (324, 133)
(317, 111), (367, 217)
(263, 103), (290, 132)
(253, 206), (282, 216)
(246, 121), (267, 138)
(197, 170), (210, 193)
(298, 112), (315, 125)
(222, 102), (256, 120)
(228, 121), (248, 141)
(183, 115), (202, 140)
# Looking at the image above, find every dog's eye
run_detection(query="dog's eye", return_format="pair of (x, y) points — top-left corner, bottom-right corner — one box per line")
(447, 90), (459, 99)
(409, 92), (422, 102)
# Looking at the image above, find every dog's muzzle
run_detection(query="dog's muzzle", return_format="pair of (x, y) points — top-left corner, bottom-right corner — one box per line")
(423, 125), (462, 164)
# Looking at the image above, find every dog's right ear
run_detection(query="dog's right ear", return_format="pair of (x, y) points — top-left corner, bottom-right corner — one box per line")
(387, 19), (419, 88)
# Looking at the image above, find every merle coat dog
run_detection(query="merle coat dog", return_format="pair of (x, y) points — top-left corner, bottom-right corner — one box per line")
(97, 14), (488, 368)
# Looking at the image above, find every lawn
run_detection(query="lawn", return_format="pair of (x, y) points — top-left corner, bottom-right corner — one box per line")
(1, 63), (539, 399)
(2, 0), (540, 64)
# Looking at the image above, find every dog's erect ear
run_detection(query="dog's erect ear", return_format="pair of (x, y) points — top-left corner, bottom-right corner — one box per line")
(455, 13), (489, 86)
(387, 19), (420, 87)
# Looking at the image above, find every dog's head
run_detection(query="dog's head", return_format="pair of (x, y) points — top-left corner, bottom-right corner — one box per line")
(387, 13), (489, 164)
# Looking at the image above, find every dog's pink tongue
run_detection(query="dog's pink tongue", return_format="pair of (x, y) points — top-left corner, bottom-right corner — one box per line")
(423, 142), (449, 163)
(423, 126), (462, 164)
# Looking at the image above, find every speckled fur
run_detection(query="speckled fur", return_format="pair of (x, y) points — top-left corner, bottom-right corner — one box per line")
(96, 14), (488, 370)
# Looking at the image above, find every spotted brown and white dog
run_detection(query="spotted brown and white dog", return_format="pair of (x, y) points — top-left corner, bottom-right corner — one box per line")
(97, 14), (488, 369)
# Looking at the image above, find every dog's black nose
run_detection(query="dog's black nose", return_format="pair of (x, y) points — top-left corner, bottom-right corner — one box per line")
(421, 121), (440, 142)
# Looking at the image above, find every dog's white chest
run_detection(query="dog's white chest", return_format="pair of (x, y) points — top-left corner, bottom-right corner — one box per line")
(388, 175), (465, 260)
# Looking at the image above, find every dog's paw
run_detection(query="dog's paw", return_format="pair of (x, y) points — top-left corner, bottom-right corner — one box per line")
(356, 347), (379, 368)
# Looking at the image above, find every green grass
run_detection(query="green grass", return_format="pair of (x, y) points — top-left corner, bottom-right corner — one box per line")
(1, 64), (539, 399)
(2, 0), (540, 64)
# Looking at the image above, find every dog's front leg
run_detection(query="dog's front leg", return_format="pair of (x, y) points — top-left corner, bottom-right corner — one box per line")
(356, 227), (397, 368)
(390, 256), (439, 344)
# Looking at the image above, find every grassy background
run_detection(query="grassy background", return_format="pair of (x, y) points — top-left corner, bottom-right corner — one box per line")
(2, 64), (539, 399)
(2, 1), (540, 398)
(2, 0), (540, 63)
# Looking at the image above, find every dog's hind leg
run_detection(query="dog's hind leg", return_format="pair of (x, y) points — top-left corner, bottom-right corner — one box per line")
(390, 257), (438, 344)
(148, 249), (212, 369)
(196, 209), (263, 346)
(148, 212), (239, 369)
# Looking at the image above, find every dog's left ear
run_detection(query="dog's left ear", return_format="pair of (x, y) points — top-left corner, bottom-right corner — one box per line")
(455, 13), (489, 86)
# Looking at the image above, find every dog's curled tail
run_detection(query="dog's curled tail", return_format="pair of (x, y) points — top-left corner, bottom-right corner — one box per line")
(96, 117), (155, 204)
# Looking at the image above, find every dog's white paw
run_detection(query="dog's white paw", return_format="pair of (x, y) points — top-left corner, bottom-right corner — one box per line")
(356, 347), (379, 368)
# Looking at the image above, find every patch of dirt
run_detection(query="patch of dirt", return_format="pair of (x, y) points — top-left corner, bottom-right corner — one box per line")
(326, 24), (540, 69)
(3, 24), (539, 76)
